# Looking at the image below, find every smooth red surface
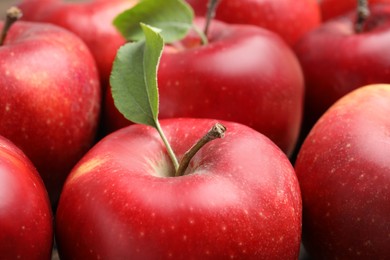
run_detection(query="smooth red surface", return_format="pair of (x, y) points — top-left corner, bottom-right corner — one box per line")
(295, 84), (390, 259)
(18, 0), (136, 87)
(186, 0), (321, 46)
(0, 21), (101, 206)
(319, 0), (390, 21)
(294, 4), (390, 133)
(104, 18), (304, 157)
(56, 118), (302, 259)
(0, 135), (53, 260)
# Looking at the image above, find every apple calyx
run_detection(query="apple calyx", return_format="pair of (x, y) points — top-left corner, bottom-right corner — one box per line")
(175, 122), (226, 177)
(355, 0), (370, 32)
(0, 7), (23, 46)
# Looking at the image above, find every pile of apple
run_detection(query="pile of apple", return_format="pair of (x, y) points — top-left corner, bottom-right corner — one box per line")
(0, 0), (389, 259)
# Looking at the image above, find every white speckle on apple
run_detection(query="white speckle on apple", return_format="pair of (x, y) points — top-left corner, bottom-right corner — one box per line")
(139, 231), (145, 237)
(364, 240), (372, 246)
(221, 225), (227, 231)
(182, 235), (187, 241)
(5, 103), (10, 112)
(170, 225), (175, 230)
(5, 70), (10, 76)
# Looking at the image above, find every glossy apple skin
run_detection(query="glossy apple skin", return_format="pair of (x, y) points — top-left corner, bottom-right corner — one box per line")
(319, 0), (390, 21)
(294, 84), (390, 259)
(18, 0), (136, 87)
(186, 0), (321, 46)
(0, 21), (101, 206)
(294, 4), (390, 134)
(104, 18), (304, 157)
(56, 118), (302, 259)
(0, 135), (53, 260)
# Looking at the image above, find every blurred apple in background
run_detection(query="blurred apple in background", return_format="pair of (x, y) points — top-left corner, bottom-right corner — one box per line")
(104, 17), (305, 157)
(0, 7), (101, 206)
(186, 0), (321, 46)
(18, 0), (137, 87)
(294, 3), (390, 136)
(295, 84), (390, 259)
(0, 135), (53, 260)
(319, 0), (390, 20)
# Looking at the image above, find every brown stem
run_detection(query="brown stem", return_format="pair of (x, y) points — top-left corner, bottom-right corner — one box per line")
(203, 0), (221, 37)
(355, 0), (370, 33)
(175, 123), (226, 177)
(0, 7), (23, 46)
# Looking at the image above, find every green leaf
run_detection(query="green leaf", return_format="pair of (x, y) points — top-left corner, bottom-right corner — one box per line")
(110, 23), (164, 128)
(113, 0), (194, 43)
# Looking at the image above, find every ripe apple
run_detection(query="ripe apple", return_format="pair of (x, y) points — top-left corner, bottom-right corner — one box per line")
(17, 0), (137, 87)
(294, 84), (390, 259)
(104, 18), (305, 157)
(0, 135), (53, 260)
(55, 118), (302, 259)
(294, 4), (390, 135)
(319, 0), (390, 21)
(0, 9), (101, 206)
(185, 0), (321, 46)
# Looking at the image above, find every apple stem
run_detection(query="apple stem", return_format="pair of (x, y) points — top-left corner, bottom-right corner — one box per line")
(355, 0), (370, 33)
(0, 7), (23, 46)
(203, 0), (221, 37)
(175, 123), (226, 177)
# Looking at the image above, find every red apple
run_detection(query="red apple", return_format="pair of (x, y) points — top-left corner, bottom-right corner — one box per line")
(0, 11), (101, 206)
(55, 118), (302, 259)
(18, 0), (137, 87)
(294, 84), (390, 259)
(186, 0), (321, 46)
(0, 135), (53, 260)
(104, 18), (305, 157)
(319, 0), (390, 21)
(294, 4), (390, 135)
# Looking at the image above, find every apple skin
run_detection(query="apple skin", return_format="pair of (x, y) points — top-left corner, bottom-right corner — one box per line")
(18, 0), (137, 87)
(319, 0), (390, 21)
(55, 118), (302, 259)
(186, 0), (321, 46)
(294, 4), (390, 134)
(0, 21), (101, 206)
(294, 84), (390, 259)
(0, 135), (53, 260)
(104, 18), (305, 157)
